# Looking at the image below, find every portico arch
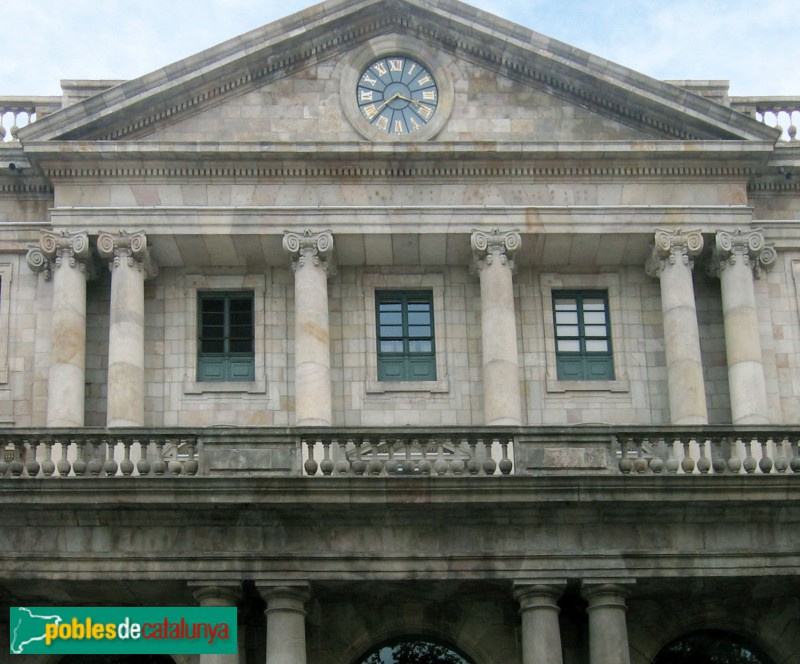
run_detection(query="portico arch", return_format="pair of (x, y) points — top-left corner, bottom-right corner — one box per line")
(652, 629), (774, 664)
(353, 636), (476, 664)
(58, 656), (176, 664)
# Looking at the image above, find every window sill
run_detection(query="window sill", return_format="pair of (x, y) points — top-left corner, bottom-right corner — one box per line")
(546, 377), (630, 393)
(366, 379), (450, 394)
(183, 379), (267, 395)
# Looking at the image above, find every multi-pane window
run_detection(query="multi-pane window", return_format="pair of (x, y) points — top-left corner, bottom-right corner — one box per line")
(553, 290), (614, 380)
(197, 292), (255, 381)
(376, 290), (436, 381)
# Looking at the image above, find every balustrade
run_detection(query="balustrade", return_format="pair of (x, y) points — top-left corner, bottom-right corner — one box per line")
(731, 97), (800, 142)
(0, 433), (199, 478)
(302, 430), (515, 477)
(616, 429), (800, 475)
(0, 98), (61, 142)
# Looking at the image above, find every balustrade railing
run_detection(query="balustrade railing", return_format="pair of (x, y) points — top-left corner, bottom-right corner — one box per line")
(0, 432), (199, 478)
(0, 426), (797, 479)
(731, 97), (800, 142)
(0, 97), (61, 143)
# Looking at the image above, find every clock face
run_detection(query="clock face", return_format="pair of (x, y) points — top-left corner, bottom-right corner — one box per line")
(357, 56), (438, 136)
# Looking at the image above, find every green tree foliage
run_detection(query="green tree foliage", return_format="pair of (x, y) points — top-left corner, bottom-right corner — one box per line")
(653, 631), (773, 664)
(361, 639), (471, 664)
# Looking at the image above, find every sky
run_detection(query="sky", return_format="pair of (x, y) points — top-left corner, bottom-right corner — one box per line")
(0, 0), (797, 99)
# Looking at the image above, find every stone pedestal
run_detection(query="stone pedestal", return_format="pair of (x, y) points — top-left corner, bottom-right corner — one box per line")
(646, 229), (708, 424)
(583, 584), (631, 664)
(27, 231), (93, 427)
(260, 585), (310, 664)
(710, 229), (776, 424)
(193, 585), (242, 664)
(515, 584), (565, 664)
(97, 231), (156, 427)
(283, 230), (335, 426)
(471, 229), (522, 425)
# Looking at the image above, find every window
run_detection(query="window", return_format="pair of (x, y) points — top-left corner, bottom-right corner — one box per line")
(376, 290), (436, 381)
(197, 292), (254, 381)
(553, 290), (614, 380)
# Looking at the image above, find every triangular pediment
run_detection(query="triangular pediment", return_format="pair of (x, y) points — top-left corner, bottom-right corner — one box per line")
(19, 0), (777, 145)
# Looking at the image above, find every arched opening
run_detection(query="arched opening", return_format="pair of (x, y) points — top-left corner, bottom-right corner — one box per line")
(652, 629), (774, 664)
(59, 656), (175, 664)
(355, 636), (476, 664)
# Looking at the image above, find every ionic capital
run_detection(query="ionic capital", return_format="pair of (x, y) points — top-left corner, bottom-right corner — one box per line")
(97, 230), (157, 278)
(26, 230), (95, 280)
(645, 228), (704, 277)
(470, 228), (521, 273)
(709, 229), (776, 279)
(282, 229), (337, 276)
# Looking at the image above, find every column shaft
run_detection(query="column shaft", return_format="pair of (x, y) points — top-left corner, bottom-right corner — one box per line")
(193, 585), (241, 664)
(98, 231), (155, 427)
(712, 230), (775, 424)
(283, 230), (335, 426)
(27, 231), (92, 427)
(472, 229), (522, 425)
(584, 585), (631, 664)
(647, 229), (708, 424)
(516, 585), (564, 664)
(262, 586), (310, 664)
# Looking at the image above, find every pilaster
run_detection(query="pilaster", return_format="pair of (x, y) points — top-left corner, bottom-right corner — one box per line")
(27, 230), (94, 427)
(709, 229), (775, 424)
(471, 228), (522, 425)
(283, 229), (335, 426)
(645, 228), (708, 424)
(97, 230), (157, 427)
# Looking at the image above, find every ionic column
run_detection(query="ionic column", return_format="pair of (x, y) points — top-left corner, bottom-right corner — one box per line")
(514, 584), (565, 664)
(645, 229), (708, 424)
(283, 230), (335, 426)
(27, 231), (94, 427)
(710, 229), (775, 424)
(192, 585), (241, 664)
(471, 228), (522, 425)
(97, 231), (156, 427)
(583, 584), (631, 664)
(260, 584), (310, 664)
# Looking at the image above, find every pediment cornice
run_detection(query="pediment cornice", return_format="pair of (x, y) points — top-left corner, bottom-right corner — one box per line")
(18, 0), (778, 144)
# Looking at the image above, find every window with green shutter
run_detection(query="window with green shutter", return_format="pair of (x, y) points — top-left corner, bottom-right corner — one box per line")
(553, 290), (614, 380)
(198, 291), (255, 381)
(376, 290), (436, 381)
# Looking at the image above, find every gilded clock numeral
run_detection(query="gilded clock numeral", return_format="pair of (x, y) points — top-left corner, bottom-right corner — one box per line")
(363, 104), (379, 120)
(422, 89), (436, 101)
(417, 74), (432, 86)
(372, 61), (388, 77)
(409, 116), (421, 130)
(359, 89), (374, 102)
(375, 115), (390, 130)
(417, 104), (433, 120)
(361, 73), (378, 86)
(407, 63), (417, 76)
(393, 120), (405, 134)
(389, 59), (404, 73)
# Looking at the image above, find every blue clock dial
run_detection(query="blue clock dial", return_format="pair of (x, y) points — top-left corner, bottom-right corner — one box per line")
(357, 56), (438, 135)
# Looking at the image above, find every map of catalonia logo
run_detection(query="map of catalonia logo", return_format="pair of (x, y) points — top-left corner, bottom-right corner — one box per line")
(9, 606), (237, 655)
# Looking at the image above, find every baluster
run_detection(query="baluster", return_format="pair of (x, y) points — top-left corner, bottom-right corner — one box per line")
(757, 436), (773, 474)
(710, 436), (727, 474)
(0, 438), (9, 477)
(41, 439), (56, 477)
(136, 439), (151, 477)
(680, 437), (695, 474)
(73, 440), (87, 476)
(384, 440), (399, 476)
(449, 437), (465, 476)
(167, 438), (183, 476)
(772, 436), (788, 474)
(335, 438), (351, 476)
(304, 438), (318, 476)
(633, 438), (649, 474)
(320, 438), (334, 476)
(742, 437), (758, 474)
(87, 439), (104, 477)
(151, 439), (167, 476)
(433, 438), (449, 476)
(368, 439), (383, 476)
(499, 437), (513, 475)
(57, 439), (72, 477)
(482, 437), (497, 476)
(25, 439), (41, 478)
(696, 437), (711, 474)
(183, 440), (199, 476)
(402, 438), (416, 475)
(350, 437), (366, 476)
(418, 440), (432, 476)
(790, 437), (800, 474)
(727, 437), (742, 474)
(120, 439), (135, 476)
(618, 436), (633, 474)
(9, 439), (24, 477)
(466, 436), (480, 475)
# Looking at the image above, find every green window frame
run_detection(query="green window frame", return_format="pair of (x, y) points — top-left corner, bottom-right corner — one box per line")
(197, 291), (255, 381)
(553, 290), (614, 381)
(376, 290), (436, 381)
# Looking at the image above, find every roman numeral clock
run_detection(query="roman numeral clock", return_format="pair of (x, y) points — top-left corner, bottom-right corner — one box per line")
(341, 38), (453, 142)
(357, 56), (438, 136)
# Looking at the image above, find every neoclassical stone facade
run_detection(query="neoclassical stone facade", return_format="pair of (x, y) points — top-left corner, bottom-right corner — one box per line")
(1, 1), (799, 663)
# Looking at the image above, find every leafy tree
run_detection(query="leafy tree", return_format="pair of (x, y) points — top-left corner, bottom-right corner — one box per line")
(361, 639), (471, 664)
(653, 631), (773, 664)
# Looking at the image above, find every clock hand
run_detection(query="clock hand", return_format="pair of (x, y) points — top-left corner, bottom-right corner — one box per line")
(373, 92), (401, 115)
